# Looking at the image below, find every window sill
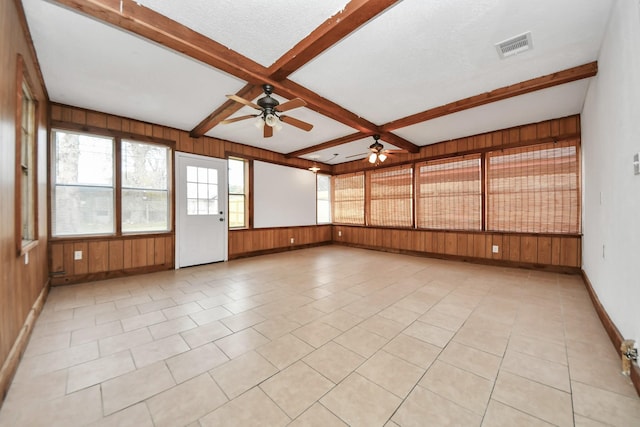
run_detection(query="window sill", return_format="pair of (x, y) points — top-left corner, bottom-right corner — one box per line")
(19, 239), (39, 257)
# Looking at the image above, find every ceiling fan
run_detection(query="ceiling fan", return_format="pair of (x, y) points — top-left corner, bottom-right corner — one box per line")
(347, 134), (407, 165)
(221, 84), (314, 138)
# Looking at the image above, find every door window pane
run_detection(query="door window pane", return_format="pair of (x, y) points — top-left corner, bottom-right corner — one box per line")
(228, 158), (247, 228)
(187, 165), (219, 215)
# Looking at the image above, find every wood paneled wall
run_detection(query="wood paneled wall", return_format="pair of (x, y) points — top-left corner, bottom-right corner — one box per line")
(229, 225), (332, 259)
(1, 0), (50, 405)
(49, 235), (174, 285)
(333, 227), (581, 270)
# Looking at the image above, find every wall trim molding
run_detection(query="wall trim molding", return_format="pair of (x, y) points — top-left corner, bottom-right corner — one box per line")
(581, 269), (640, 396)
(0, 279), (50, 408)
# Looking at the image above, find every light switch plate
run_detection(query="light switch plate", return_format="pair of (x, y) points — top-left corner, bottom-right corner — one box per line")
(74, 250), (83, 260)
(492, 245), (499, 253)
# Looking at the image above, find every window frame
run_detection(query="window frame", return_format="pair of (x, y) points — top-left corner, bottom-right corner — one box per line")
(227, 156), (249, 229)
(50, 127), (174, 239)
(332, 172), (365, 225)
(316, 173), (332, 225)
(15, 54), (39, 256)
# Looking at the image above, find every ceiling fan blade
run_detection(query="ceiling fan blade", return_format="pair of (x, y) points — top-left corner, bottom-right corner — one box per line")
(226, 94), (261, 110)
(220, 114), (256, 125)
(276, 98), (306, 112)
(280, 115), (313, 132)
(263, 124), (273, 138)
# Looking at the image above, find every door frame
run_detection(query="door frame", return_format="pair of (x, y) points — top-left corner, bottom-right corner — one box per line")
(175, 152), (228, 269)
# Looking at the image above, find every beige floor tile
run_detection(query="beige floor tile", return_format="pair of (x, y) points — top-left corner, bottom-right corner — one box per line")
(98, 328), (153, 356)
(130, 334), (190, 367)
(16, 341), (99, 379)
(419, 308), (467, 331)
(507, 334), (568, 365)
(2, 369), (67, 405)
(303, 341), (365, 383)
(121, 310), (166, 332)
(198, 294), (234, 310)
(438, 341), (501, 380)
(334, 326), (388, 358)
(257, 333), (314, 370)
(67, 350), (135, 392)
(383, 333), (441, 369)
(377, 306), (422, 328)
(420, 360), (493, 415)
(289, 403), (348, 427)
(453, 325), (509, 356)
(88, 402), (154, 427)
(101, 361), (176, 415)
(70, 320), (123, 346)
(220, 311), (266, 332)
(260, 361), (334, 418)
(95, 306), (139, 325)
(214, 327), (270, 358)
(318, 310), (363, 331)
(492, 371), (573, 427)
(285, 305), (326, 325)
(482, 400), (554, 426)
(292, 321), (342, 348)
(253, 316), (302, 340)
(358, 315), (405, 340)
(210, 350), (278, 399)
(199, 386), (290, 427)
(148, 316), (197, 340)
(391, 385), (481, 427)
(573, 414), (610, 426)
(146, 373), (228, 427)
(180, 320), (232, 348)
(189, 305), (232, 326)
(568, 354), (637, 397)
(357, 350), (425, 398)
(572, 380), (640, 425)
(404, 320), (455, 348)
(136, 297), (176, 314)
(166, 342), (229, 383)
(0, 385), (103, 427)
(22, 331), (70, 358)
(501, 349), (570, 392)
(320, 373), (401, 427)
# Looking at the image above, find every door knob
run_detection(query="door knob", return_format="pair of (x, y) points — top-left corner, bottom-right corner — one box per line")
(219, 218), (224, 222)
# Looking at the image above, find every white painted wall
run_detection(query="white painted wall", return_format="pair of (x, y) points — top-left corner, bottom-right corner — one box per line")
(253, 161), (317, 228)
(582, 0), (640, 341)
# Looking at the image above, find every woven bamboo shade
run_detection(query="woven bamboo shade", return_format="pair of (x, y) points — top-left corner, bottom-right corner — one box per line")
(369, 165), (413, 227)
(332, 172), (365, 224)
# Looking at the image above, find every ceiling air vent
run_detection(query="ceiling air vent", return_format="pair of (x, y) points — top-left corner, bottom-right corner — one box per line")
(495, 32), (533, 59)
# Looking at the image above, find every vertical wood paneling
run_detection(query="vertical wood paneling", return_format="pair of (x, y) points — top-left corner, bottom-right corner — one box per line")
(123, 240), (133, 269)
(109, 240), (124, 271)
(537, 237), (552, 265)
(50, 243), (64, 272)
(473, 234), (486, 258)
(73, 242), (88, 275)
(88, 241), (108, 273)
(508, 235), (521, 262)
(521, 236), (538, 264)
(146, 238), (155, 266)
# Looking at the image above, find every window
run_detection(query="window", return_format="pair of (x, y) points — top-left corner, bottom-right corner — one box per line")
(52, 130), (172, 237)
(15, 55), (38, 254)
(186, 166), (218, 216)
(122, 140), (170, 232)
(317, 174), (331, 224)
(53, 131), (114, 236)
(416, 155), (482, 230)
(228, 157), (248, 228)
(332, 172), (365, 225)
(486, 140), (580, 233)
(369, 165), (413, 227)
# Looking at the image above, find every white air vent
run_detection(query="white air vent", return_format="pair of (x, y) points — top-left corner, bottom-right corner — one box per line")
(495, 32), (533, 59)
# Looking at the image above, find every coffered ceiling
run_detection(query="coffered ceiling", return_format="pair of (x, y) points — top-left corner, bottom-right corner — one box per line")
(22, 0), (613, 165)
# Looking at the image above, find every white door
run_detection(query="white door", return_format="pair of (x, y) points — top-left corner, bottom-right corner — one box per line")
(176, 152), (228, 268)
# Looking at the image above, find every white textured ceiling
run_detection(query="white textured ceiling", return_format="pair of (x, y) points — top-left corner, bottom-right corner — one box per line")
(22, 0), (614, 164)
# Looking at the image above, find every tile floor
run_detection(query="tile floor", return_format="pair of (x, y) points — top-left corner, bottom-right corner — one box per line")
(1, 246), (639, 426)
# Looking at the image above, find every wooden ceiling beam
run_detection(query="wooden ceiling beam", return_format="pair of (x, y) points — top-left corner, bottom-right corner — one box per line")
(191, 0), (401, 138)
(381, 61), (598, 132)
(189, 84), (263, 138)
(379, 132), (420, 153)
(268, 0), (401, 81)
(286, 132), (373, 158)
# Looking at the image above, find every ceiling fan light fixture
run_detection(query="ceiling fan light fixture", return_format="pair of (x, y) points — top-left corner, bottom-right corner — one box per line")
(368, 153), (377, 164)
(254, 116), (264, 129)
(265, 113), (279, 127)
(309, 164), (321, 173)
(378, 153), (387, 162)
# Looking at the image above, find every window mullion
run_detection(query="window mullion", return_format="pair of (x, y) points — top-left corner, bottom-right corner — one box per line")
(115, 137), (122, 236)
